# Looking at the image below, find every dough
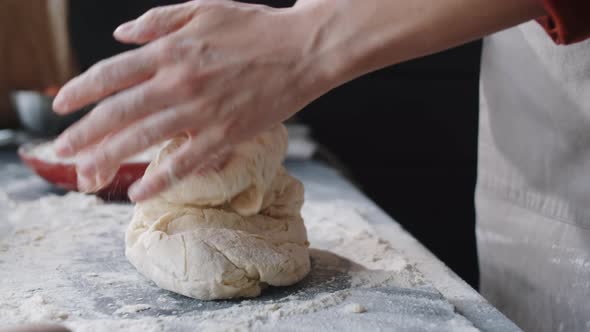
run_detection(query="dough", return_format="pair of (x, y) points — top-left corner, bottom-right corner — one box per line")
(125, 125), (311, 300)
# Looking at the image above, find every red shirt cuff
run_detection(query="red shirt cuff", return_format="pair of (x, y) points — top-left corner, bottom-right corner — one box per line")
(536, 0), (590, 45)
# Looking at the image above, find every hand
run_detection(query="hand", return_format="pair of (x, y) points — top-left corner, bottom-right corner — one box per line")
(53, 0), (545, 202)
(52, 0), (333, 201)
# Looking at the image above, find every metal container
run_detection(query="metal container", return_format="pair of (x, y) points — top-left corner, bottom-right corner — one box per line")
(10, 90), (90, 137)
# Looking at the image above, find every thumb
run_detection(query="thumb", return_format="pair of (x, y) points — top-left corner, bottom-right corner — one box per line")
(114, 3), (195, 44)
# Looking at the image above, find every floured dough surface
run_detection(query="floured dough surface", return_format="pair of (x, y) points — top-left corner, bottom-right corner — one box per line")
(125, 125), (311, 300)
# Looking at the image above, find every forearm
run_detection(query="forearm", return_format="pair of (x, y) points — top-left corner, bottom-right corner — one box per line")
(293, 0), (545, 86)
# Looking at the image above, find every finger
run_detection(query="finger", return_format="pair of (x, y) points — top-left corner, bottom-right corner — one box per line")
(75, 139), (118, 193)
(195, 145), (232, 175)
(53, 46), (158, 114)
(75, 107), (196, 191)
(129, 128), (227, 202)
(53, 76), (179, 157)
(130, 145), (232, 199)
(129, 146), (232, 201)
(114, 4), (195, 44)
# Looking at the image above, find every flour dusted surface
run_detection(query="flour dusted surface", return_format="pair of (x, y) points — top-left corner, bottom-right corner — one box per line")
(0, 187), (479, 331)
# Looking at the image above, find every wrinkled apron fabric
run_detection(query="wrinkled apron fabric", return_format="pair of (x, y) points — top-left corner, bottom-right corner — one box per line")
(478, 22), (590, 332)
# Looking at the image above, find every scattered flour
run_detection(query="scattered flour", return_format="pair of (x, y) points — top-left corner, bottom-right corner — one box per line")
(114, 304), (151, 315)
(197, 291), (352, 331)
(64, 319), (166, 332)
(342, 303), (366, 314)
(0, 192), (479, 332)
(3, 294), (69, 323)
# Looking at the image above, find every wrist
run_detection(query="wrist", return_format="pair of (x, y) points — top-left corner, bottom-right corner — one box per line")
(289, 0), (406, 89)
(287, 0), (357, 94)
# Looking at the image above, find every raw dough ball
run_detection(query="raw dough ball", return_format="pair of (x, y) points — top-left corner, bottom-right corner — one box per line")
(157, 124), (288, 215)
(125, 125), (311, 300)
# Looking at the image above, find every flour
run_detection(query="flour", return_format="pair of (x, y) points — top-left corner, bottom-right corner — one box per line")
(114, 304), (151, 315)
(0, 193), (132, 326)
(64, 319), (166, 332)
(342, 303), (366, 314)
(303, 201), (418, 288)
(3, 294), (69, 323)
(0, 190), (479, 331)
(197, 291), (352, 331)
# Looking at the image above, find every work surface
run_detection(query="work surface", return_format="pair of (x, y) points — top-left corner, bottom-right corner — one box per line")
(0, 150), (519, 331)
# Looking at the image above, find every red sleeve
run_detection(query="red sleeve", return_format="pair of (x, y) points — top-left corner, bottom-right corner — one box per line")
(536, 0), (590, 45)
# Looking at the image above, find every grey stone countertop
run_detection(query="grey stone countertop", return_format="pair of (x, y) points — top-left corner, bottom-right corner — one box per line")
(0, 149), (520, 331)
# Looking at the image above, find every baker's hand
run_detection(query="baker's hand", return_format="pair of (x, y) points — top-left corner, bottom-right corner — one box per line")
(52, 0), (333, 201)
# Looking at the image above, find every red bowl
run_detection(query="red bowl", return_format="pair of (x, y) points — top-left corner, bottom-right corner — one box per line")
(18, 141), (150, 201)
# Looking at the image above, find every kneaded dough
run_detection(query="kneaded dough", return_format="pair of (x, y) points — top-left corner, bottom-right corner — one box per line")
(125, 124), (311, 300)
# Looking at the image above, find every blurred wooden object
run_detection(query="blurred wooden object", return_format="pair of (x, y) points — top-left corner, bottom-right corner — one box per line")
(0, 0), (77, 128)
(0, 88), (18, 128)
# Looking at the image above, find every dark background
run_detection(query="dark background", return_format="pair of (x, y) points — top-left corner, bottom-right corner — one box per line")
(68, 0), (481, 288)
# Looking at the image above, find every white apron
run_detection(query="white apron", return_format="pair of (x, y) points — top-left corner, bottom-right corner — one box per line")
(477, 22), (590, 331)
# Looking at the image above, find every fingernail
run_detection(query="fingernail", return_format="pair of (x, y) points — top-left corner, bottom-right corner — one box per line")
(115, 22), (135, 36)
(52, 93), (69, 112)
